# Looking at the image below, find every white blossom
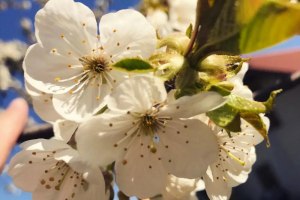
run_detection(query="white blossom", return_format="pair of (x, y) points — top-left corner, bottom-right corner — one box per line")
(0, 64), (12, 90)
(146, 9), (172, 38)
(76, 75), (225, 198)
(146, 0), (197, 37)
(168, 0), (197, 32)
(8, 139), (107, 200)
(24, 0), (157, 121)
(0, 40), (27, 62)
(200, 116), (263, 200)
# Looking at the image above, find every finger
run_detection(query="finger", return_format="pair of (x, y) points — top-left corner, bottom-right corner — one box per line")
(0, 98), (28, 172)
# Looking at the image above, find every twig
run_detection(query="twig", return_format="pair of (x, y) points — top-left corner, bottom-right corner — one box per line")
(184, 0), (207, 57)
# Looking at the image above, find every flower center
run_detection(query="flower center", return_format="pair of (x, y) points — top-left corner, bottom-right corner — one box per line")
(79, 55), (109, 74)
(142, 114), (157, 128)
(139, 105), (172, 134)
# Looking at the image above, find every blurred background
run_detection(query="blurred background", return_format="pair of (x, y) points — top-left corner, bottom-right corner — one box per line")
(0, 0), (299, 199)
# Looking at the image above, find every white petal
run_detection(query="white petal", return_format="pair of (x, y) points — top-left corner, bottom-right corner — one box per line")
(8, 150), (55, 192)
(76, 113), (135, 166)
(53, 120), (78, 142)
(163, 175), (199, 200)
(24, 44), (83, 94)
(158, 119), (219, 178)
(25, 81), (62, 123)
(52, 82), (110, 122)
(160, 91), (225, 118)
(225, 147), (256, 187)
(100, 9), (156, 61)
(115, 134), (168, 199)
(31, 162), (106, 200)
(107, 75), (167, 113)
(229, 63), (253, 99)
(32, 94), (62, 123)
(203, 166), (232, 200)
(20, 139), (69, 151)
(240, 119), (264, 145)
(9, 139), (106, 200)
(35, 0), (97, 56)
(168, 0), (197, 32)
(146, 9), (172, 38)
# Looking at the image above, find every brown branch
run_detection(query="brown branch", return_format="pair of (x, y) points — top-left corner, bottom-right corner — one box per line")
(184, 0), (209, 57)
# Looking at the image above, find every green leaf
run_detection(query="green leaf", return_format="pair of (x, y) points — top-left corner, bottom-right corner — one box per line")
(192, 0), (300, 58)
(227, 95), (267, 114)
(240, 1), (300, 53)
(207, 104), (240, 130)
(236, 0), (265, 24)
(263, 89), (283, 112)
(113, 58), (153, 72)
(186, 23), (193, 38)
(241, 113), (270, 147)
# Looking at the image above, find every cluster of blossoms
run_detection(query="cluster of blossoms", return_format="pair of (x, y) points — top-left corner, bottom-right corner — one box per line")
(8, 0), (273, 199)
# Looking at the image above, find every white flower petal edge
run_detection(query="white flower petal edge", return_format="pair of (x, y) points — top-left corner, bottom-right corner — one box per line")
(8, 139), (106, 200)
(24, 0), (157, 121)
(76, 75), (224, 198)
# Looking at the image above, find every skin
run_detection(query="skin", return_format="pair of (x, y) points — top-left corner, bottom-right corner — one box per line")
(0, 98), (28, 173)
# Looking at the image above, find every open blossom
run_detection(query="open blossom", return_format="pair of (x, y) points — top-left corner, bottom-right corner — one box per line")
(76, 75), (225, 198)
(199, 116), (265, 200)
(24, 0), (157, 121)
(196, 63), (269, 199)
(146, 0), (197, 37)
(8, 139), (107, 200)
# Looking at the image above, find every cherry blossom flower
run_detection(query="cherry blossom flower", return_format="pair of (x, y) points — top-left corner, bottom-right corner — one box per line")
(200, 117), (263, 200)
(145, 0), (197, 37)
(195, 63), (269, 199)
(24, 0), (157, 121)
(76, 75), (225, 198)
(8, 139), (107, 200)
